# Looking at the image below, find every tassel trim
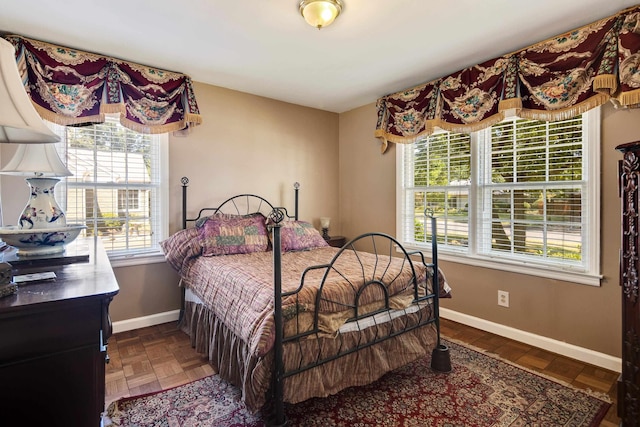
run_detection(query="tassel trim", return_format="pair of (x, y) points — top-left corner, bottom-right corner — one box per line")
(35, 104), (105, 127)
(379, 139), (388, 154)
(617, 88), (640, 108)
(101, 103), (126, 115)
(593, 74), (618, 96)
(33, 102), (202, 135)
(498, 98), (523, 112)
(519, 93), (609, 122)
(432, 112), (506, 135)
(375, 129), (433, 145)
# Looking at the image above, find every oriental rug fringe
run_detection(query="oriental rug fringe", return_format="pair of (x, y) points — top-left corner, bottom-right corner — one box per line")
(104, 340), (610, 426)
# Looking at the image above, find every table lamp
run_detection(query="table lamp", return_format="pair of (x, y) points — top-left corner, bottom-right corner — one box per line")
(1, 143), (71, 229)
(320, 217), (331, 240)
(0, 37), (84, 254)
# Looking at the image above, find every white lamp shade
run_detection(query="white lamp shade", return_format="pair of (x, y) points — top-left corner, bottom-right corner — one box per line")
(0, 37), (60, 144)
(320, 217), (331, 228)
(0, 143), (71, 177)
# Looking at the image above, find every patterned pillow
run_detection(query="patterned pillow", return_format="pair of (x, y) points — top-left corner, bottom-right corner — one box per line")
(278, 220), (329, 252)
(160, 227), (202, 273)
(194, 211), (234, 228)
(200, 213), (269, 256)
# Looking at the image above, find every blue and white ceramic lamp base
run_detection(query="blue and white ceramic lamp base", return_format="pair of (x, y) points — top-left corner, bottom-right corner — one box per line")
(0, 177), (85, 255)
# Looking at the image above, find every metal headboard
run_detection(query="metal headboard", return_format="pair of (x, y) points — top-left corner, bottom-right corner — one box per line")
(181, 177), (299, 229)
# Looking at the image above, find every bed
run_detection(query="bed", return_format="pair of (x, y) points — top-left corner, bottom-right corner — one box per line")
(161, 177), (452, 426)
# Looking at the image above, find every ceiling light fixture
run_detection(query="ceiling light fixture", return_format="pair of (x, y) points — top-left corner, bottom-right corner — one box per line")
(299, 0), (343, 29)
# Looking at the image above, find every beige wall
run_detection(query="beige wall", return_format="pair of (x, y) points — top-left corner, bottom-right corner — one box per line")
(339, 101), (640, 358)
(167, 82), (339, 232)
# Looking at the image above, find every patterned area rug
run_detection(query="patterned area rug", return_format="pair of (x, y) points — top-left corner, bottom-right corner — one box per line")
(104, 340), (610, 427)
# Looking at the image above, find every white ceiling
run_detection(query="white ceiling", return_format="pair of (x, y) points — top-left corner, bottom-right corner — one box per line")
(1, 0), (638, 113)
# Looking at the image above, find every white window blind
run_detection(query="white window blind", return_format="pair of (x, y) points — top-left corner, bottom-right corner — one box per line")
(478, 116), (585, 265)
(52, 116), (168, 259)
(400, 132), (471, 250)
(397, 108), (600, 284)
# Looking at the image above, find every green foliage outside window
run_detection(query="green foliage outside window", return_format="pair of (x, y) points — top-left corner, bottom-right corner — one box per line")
(407, 115), (585, 264)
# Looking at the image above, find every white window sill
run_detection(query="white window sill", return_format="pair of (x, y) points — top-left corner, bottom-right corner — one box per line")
(109, 251), (166, 268)
(402, 245), (602, 287)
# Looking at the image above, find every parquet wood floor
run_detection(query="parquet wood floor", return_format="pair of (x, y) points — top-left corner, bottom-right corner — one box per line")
(105, 318), (619, 425)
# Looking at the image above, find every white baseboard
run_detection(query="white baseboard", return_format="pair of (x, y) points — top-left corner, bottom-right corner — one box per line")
(440, 308), (622, 373)
(112, 308), (622, 373)
(112, 310), (181, 334)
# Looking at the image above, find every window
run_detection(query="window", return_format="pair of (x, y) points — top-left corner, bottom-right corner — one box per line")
(118, 189), (141, 211)
(51, 116), (168, 262)
(397, 108), (600, 285)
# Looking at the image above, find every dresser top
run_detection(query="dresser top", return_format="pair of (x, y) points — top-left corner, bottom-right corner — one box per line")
(0, 237), (119, 312)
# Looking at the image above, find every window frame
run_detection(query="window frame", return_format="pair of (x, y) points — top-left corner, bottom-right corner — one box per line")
(396, 108), (601, 286)
(52, 117), (169, 266)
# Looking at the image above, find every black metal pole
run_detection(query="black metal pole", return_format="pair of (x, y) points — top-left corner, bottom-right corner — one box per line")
(181, 176), (189, 229)
(431, 215), (440, 346)
(429, 214), (451, 373)
(294, 182), (300, 221)
(271, 221), (287, 426)
(179, 177), (189, 324)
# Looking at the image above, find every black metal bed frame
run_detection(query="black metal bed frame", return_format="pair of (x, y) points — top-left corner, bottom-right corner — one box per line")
(179, 177), (451, 427)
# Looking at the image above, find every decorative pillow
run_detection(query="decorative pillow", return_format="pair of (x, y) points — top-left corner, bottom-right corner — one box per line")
(277, 220), (329, 252)
(160, 227), (202, 273)
(200, 212), (269, 256)
(195, 211), (241, 228)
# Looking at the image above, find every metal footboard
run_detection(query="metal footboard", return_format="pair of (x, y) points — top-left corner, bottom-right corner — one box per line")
(269, 216), (448, 426)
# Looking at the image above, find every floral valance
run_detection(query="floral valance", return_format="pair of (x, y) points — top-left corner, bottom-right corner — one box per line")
(5, 35), (202, 135)
(375, 5), (640, 153)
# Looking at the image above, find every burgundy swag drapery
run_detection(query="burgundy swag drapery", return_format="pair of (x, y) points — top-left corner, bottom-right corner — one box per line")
(374, 5), (640, 153)
(5, 35), (202, 135)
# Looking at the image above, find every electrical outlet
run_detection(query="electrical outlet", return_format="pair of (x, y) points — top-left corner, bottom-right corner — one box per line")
(498, 290), (509, 307)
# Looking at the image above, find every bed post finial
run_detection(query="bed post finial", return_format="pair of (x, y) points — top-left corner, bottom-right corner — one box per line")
(181, 177), (189, 230)
(293, 182), (300, 221)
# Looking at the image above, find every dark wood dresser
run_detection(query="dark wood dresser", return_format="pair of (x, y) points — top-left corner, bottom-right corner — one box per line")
(617, 141), (640, 426)
(0, 237), (119, 427)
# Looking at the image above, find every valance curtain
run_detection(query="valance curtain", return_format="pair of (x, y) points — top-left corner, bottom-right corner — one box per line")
(5, 35), (202, 135)
(375, 5), (640, 153)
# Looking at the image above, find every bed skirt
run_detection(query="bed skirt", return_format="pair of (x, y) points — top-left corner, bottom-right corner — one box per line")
(180, 299), (438, 413)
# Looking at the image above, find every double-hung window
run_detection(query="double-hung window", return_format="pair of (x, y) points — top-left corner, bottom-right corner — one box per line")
(397, 108), (600, 285)
(51, 115), (169, 264)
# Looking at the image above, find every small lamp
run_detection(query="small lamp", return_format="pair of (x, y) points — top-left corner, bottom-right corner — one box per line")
(320, 216), (331, 240)
(299, 0), (344, 29)
(0, 143), (71, 229)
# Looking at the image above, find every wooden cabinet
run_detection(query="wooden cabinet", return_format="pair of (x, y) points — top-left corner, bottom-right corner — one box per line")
(617, 141), (640, 426)
(0, 238), (119, 427)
